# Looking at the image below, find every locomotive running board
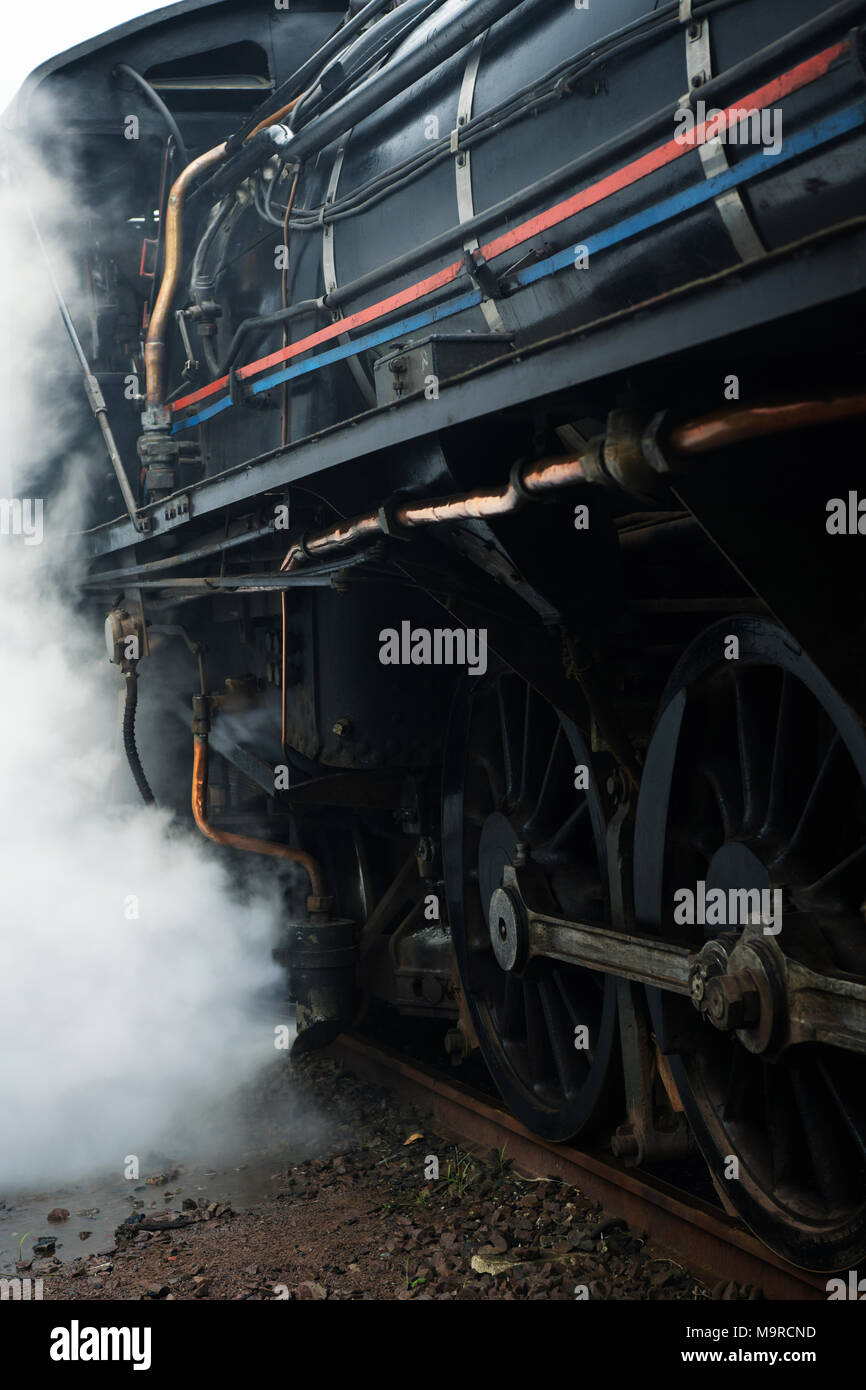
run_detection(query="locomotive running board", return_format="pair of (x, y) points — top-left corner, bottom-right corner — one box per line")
(83, 216), (866, 559)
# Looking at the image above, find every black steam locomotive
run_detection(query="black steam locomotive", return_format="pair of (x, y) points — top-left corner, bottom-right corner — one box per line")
(12, 0), (866, 1271)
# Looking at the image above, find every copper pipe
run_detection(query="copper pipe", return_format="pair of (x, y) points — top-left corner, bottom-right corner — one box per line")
(249, 95), (302, 139)
(670, 394), (866, 455)
(192, 734), (325, 897)
(144, 97), (304, 408)
(280, 452), (587, 570)
(145, 143), (228, 404)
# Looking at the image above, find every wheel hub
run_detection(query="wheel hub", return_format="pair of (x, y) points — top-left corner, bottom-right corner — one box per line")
(487, 885), (527, 972)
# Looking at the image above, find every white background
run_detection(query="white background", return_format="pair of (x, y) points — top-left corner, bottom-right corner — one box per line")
(1, 0), (178, 113)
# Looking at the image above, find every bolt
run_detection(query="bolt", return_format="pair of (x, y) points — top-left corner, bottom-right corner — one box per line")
(444, 1028), (467, 1064)
(704, 973), (761, 1031)
(332, 718), (352, 738)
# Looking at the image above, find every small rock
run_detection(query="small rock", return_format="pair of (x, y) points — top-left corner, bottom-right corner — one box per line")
(46, 1208), (70, 1223)
(296, 1281), (328, 1300)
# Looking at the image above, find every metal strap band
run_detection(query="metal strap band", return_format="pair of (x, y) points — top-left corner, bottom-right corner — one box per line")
(455, 32), (505, 332)
(683, 13), (765, 261)
(322, 135), (377, 406)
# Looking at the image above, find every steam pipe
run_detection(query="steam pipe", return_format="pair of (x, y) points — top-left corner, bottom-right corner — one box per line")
(112, 64), (189, 168)
(278, 385), (866, 572)
(191, 707), (325, 899)
(145, 142), (229, 405)
(195, 0), (532, 205)
(227, 0), (397, 151)
(280, 451), (588, 571)
(669, 394), (866, 454)
(146, 89), (307, 407)
(218, 298), (321, 376)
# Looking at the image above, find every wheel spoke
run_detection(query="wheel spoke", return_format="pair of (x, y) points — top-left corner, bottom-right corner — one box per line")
(496, 973), (525, 1040)
(770, 734), (849, 878)
(523, 723), (566, 839)
(804, 844), (866, 909)
(538, 974), (584, 1097)
(760, 672), (814, 849)
(497, 676), (522, 808)
(548, 800), (590, 853)
(722, 1043), (762, 1123)
(815, 1056), (866, 1165)
(734, 668), (774, 836)
(523, 979), (553, 1086)
(790, 1065), (854, 1210)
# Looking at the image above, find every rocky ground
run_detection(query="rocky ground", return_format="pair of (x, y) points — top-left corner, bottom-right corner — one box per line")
(24, 1057), (755, 1301)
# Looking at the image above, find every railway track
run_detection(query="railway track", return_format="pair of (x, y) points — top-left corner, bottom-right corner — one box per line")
(327, 1032), (827, 1301)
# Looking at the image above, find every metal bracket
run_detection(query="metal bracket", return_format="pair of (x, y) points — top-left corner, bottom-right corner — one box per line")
(612, 980), (693, 1165)
(462, 247), (501, 301)
(455, 32), (505, 333)
(175, 309), (199, 376)
(680, 8), (765, 262)
(322, 135), (377, 406)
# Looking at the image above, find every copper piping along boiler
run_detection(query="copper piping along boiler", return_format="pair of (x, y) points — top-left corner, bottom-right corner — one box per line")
(144, 95), (303, 408)
(144, 142), (228, 406)
(669, 393), (866, 456)
(191, 694), (325, 901)
(280, 451), (589, 571)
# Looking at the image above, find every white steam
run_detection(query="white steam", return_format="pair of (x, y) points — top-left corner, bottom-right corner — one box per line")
(0, 136), (288, 1188)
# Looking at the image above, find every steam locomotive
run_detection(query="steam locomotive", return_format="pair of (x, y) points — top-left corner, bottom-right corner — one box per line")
(12, 0), (866, 1272)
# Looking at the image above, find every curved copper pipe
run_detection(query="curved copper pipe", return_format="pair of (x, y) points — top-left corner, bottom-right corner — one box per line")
(192, 734), (325, 898)
(280, 453), (587, 570)
(248, 95), (302, 139)
(670, 394), (866, 455)
(144, 96), (304, 408)
(145, 143), (228, 404)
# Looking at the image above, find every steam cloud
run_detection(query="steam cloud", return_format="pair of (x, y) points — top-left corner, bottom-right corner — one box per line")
(0, 133), (287, 1188)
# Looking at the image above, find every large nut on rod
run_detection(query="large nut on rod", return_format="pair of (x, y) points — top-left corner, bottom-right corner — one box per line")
(688, 935), (735, 1010)
(704, 971), (761, 1031)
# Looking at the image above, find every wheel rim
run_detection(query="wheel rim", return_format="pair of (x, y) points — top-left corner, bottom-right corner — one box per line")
(635, 617), (866, 1270)
(443, 664), (620, 1141)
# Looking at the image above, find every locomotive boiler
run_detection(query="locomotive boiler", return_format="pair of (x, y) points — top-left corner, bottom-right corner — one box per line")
(10, 0), (866, 1271)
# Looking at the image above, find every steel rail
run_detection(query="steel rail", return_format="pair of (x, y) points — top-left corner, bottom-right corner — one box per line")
(327, 1032), (828, 1300)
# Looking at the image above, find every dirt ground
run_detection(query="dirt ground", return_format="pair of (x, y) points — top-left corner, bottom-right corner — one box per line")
(22, 1057), (755, 1301)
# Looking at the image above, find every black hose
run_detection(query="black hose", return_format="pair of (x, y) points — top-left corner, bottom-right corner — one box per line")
(321, 0), (866, 312)
(291, 0), (445, 131)
(123, 670), (156, 806)
(113, 63), (188, 168)
(219, 299), (321, 375)
(190, 197), (234, 299)
(196, 0), (531, 205)
(226, 0), (397, 152)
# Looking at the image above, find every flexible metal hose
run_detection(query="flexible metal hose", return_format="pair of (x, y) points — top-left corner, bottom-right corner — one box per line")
(123, 670), (156, 805)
